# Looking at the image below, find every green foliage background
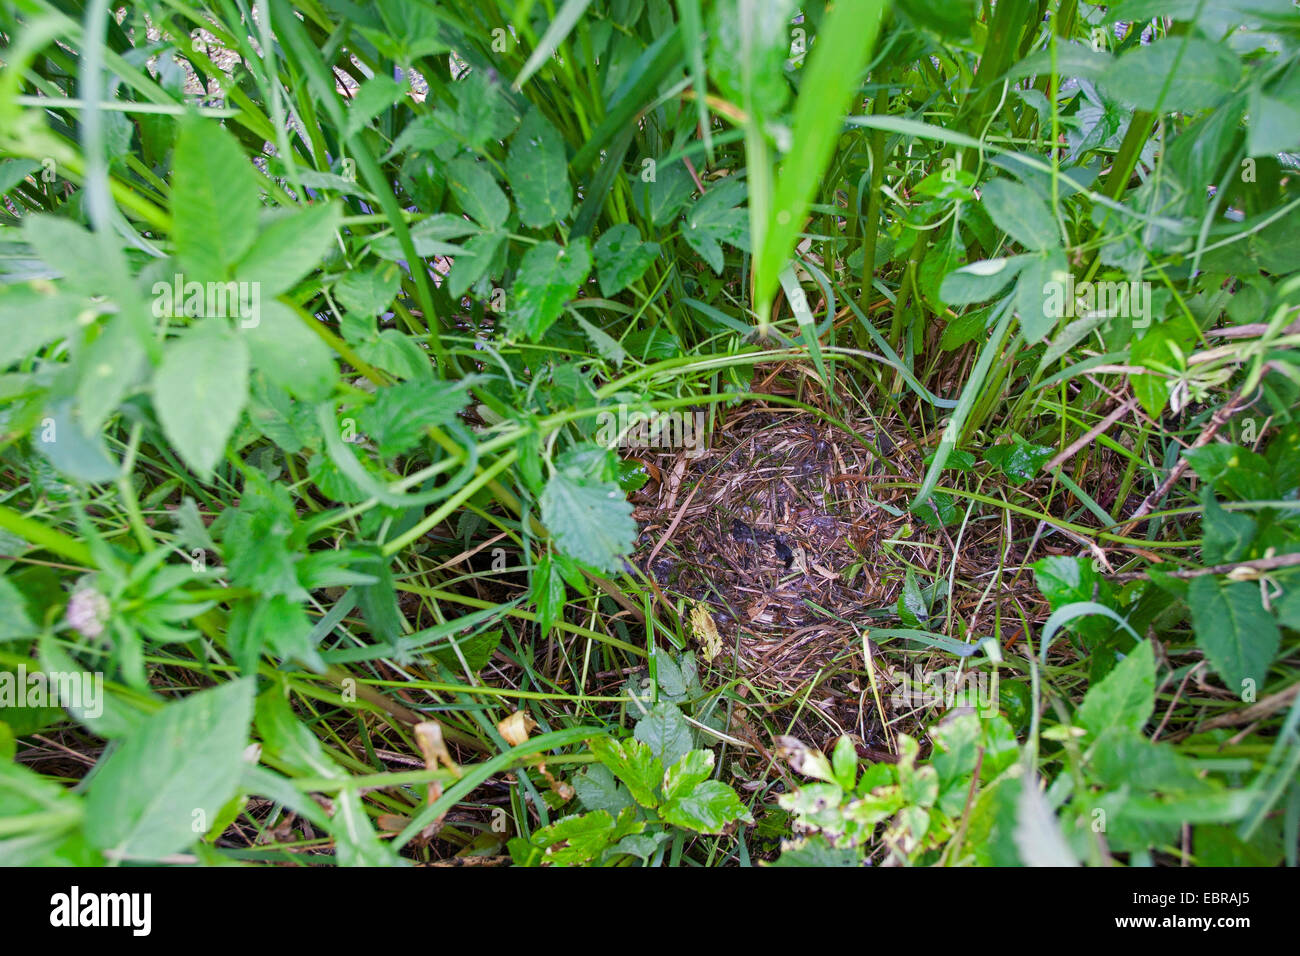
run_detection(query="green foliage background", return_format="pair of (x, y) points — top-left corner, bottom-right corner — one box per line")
(1, 0), (1298, 866)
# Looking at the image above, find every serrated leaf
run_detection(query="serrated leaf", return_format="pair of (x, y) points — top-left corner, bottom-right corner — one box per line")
(357, 378), (473, 456)
(506, 107), (572, 228)
(171, 117), (261, 276)
(154, 325), (249, 480)
(245, 301), (337, 401)
(236, 202), (341, 296)
(446, 157), (509, 229)
(1076, 639), (1155, 738)
(593, 224), (659, 296)
(539, 463), (635, 572)
(508, 238), (592, 341)
(572, 763), (634, 814)
(84, 679), (254, 860)
(1188, 576), (1280, 692)
(681, 179), (748, 274)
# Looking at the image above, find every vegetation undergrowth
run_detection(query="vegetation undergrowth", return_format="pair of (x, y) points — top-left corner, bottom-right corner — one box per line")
(1, 0), (1298, 867)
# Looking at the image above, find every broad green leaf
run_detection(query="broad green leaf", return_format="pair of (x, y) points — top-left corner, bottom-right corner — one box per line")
(539, 462), (635, 572)
(334, 263), (402, 319)
(357, 378), (474, 456)
(660, 749), (753, 833)
(633, 702), (693, 767)
(506, 107), (572, 228)
(171, 117), (261, 276)
(344, 74), (404, 137)
(23, 215), (129, 299)
(939, 255), (1027, 305)
(1188, 576), (1280, 692)
(593, 224), (659, 296)
(447, 230), (505, 299)
(572, 763), (634, 814)
(245, 300), (337, 401)
(1075, 639), (1155, 738)
(1098, 38), (1240, 114)
(0, 284), (82, 370)
(1014, 248), (1069, 341)
(507, 238), (592, 341)
(982, 178), (1059, 251)
(0, 578), (36, 640)
(84, 679), (254, 860)
(682, 178), (748, 274)
(235, 202), (341, 296)
(983, 435), (1054, 485)
(34, 399), (119, 483)
(446, 157), (509, 229)
(588, 736), (661, 808)
(154, 325), (250, 480)
(76, 312), (149, 434)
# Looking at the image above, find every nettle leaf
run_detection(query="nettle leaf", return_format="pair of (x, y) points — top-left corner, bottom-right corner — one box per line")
(357, 378), (475, 456)
(981, 178), (1059, 252)
(171, 116), (261, 276)
(681, 178), (748, 274)
(630, 159), (695, 225)
(245, 300), (337, 401)
(334, 263), (402, 319)
(508, 238), (592, 341)
(633, 701), (694, 767)
(154, 324), (250, 480)
(589, 736), (661, 808)
(446, 157), (509, 229)
(1098, 38), (1240, 114)
(507, 107), (572, 228)
(84, 678), (254, 860)
(1075, 639), (1155, 738)
(235, 201), (341, 296)
(539, 460), (635, 572)
(593, 224), (659, 296)
(1188, 576), (1280, 692)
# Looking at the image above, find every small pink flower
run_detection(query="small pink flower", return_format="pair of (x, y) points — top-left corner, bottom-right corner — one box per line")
(65, 588), (109, 639)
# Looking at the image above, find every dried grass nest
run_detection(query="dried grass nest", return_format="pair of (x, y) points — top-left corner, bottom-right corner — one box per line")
(629, 393), (952, 696)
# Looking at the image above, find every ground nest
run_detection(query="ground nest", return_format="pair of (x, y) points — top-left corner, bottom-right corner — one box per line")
(630, 397), (944, 697)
